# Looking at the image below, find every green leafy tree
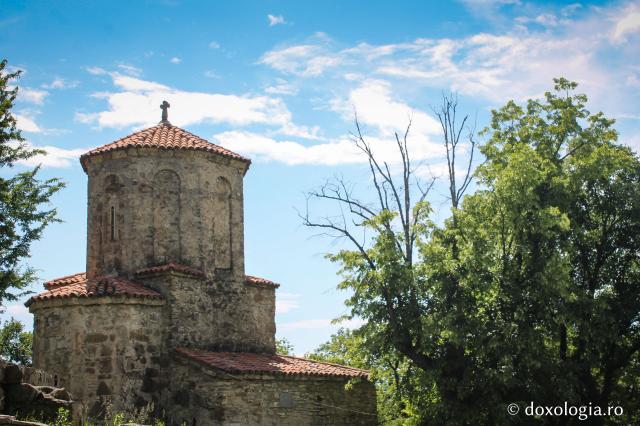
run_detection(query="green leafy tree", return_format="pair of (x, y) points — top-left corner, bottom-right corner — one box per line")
(308, 328), (422, 424)
(275, 337), (294, 355)
(306, 80), (640, 424)
(0, 317), (32, 364)
(0, 59), (64, 304)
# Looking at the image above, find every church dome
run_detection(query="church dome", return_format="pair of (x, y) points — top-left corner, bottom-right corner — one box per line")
(80, 123), (250, 172)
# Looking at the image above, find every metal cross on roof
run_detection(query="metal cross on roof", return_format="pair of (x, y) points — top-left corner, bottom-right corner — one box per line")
(160, 100), (170, 124)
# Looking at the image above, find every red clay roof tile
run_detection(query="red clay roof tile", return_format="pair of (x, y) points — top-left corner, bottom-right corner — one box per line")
(26, 273), (163, 307)
(244, 275), (279, 288)
(176, 348), (369, 378)
(43, 272), (86, 289)
(80, 123), (250, 170)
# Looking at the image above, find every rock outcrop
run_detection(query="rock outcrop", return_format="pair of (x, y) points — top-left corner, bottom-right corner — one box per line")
(0, 360), (72, 423)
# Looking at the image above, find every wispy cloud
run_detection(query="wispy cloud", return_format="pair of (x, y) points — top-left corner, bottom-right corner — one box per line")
(276, 292), (301, 314)
(77, 71), (315, 137)
(42, 77), (78, 90)
(116, 63), (142, 77)
(214, 131), (359, 165)
(209, 41), (220, 49)
(260, 44), (342, 77)
(268, 14), (286, 26)
(611, 2), (640, 43)
(260, 2), (640, 118)
(15, 113), (41, 133)
(18, 87), (48, 104)
(214, 128), (441, 167)
(15, 142), (89, 168)
(170, 57), (182, 64)
(265, 78), (297, 95)
(86, 66), (107, 75)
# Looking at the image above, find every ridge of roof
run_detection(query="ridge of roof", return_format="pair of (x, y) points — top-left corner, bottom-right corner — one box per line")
(79, 123), (250, 170)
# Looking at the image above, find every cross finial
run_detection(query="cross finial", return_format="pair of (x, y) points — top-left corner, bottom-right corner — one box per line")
(160, 100), (170, 124)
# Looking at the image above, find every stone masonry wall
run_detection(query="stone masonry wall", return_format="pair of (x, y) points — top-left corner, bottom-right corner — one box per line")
(85, 148), (248, 281)
(161, 356), (378, 426)
(138, 272), (276, 353)
(29, 298), (166, 418)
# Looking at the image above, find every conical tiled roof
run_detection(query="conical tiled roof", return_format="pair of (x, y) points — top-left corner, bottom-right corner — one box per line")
(80, 123), (250, 170)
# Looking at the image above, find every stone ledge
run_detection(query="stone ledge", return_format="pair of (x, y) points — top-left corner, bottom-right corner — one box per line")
(27, 295), (165, 311)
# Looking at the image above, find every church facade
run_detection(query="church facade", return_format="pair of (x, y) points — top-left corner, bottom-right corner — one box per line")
(25, 109), (377, 425)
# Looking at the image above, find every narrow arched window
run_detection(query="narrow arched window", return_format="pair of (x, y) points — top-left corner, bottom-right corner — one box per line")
(110, 206), (116, 241)
(214, 177), (232, 269)
(104, 175), (122, 244)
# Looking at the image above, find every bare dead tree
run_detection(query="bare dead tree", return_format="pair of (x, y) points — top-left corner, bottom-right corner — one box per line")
(301, 113), (435, 268)
(300, 95), (477, 373)
(433, 92), (477, 210)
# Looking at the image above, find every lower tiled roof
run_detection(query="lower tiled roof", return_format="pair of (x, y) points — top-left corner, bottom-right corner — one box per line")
(27, 268), (278, 307)
(244, 275), (279, 288)
(26, 273), (163, 307)
(176, 348), (369, 378)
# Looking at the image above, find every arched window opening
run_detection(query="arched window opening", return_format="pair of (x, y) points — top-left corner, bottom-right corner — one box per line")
(110, 206), (116, 241)
(214, 177), (232, 269)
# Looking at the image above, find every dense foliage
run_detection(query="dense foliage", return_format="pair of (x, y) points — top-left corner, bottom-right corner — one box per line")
(0, 317), (32, 364)
(0, 59), (64, 304)
(310, 79), (640, 425)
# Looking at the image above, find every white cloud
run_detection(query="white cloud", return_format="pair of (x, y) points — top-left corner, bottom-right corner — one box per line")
(209, 41), (220, 49)
(265, 78), (298, 95)
(116, 64), (142, 77)
(170, 57), (182, 64)
(13, 142), (89, 168)
(86, 66), (107, 75)
(214, 127), (441, 166)
(214, 131), (360, 165)
(268, 14), (286, 26)
(260, 3), (639, 118)
(15, 113), (41, 133)
(260, 45), (342, 77)
(611, 5), (640, 43)
(330, 79), (441, 137)
(42, 77), (78, 89)
(78, 72), (296, 130)
(18, 87), (48, 105)
(278, 317), (365, 332)
(276, 292), (301, 314)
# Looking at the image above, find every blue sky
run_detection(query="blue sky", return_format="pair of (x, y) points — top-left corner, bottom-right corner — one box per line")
(1, 0), (639, 355)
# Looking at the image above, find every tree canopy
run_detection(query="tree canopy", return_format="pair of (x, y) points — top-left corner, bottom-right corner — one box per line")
(0, 317), (32, 364)
(0, 59), (64, 304)
(307, 79), (640, 425)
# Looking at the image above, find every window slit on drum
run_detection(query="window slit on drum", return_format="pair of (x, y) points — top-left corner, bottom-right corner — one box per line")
(110, 206), (116, 241)
(214, 177), (232, 269)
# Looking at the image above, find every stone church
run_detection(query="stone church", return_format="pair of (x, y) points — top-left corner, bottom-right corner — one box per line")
(25, 104), (377, 425)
